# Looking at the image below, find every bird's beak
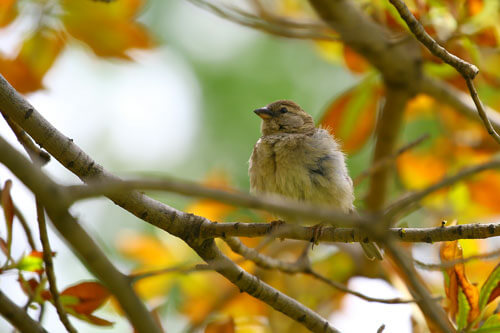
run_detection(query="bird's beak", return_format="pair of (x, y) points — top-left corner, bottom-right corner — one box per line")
(254, 107), (273, 119)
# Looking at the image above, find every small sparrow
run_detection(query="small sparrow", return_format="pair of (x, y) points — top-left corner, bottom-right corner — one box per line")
(249, 100), (382, 260)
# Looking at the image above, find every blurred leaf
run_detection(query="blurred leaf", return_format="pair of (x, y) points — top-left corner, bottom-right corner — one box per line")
(0, 0), (17, 27)
(319, 78), (380, 153)
(60, 281), (111, 315)
(185, 171), (237, 221)
(17, 251), (44, 273)
(0, 237), (8, 257)
(205, 316), (235, 333)
(457, 287), (470, 330)
(397, 151), (447, 189)
(471, 314), (500, 333)
(61, 0), (152, 58)
(479, 263), (500, 310)
(0, 28), (64, 93)
(342, 46), (370, 74)
(440, 241), (480, 323)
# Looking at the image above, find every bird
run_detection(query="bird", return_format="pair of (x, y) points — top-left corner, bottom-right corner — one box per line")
(248, 99), (382, 260)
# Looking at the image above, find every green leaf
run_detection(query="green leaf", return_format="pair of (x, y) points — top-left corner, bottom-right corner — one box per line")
(16, 254), (43, 272)
(470, 314), (500, 333)
(479, 263), (500, 310)
(457, 287), (470, 330)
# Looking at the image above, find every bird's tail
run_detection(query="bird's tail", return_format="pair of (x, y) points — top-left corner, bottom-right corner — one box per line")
(361, 242), (383, 261)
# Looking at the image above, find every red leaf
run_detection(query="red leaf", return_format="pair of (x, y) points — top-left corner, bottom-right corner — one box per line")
(61, 281), (111, 315)
(319, 80), (380, 153)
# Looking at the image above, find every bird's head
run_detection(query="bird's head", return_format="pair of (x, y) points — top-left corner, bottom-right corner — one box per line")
(253, 100), (315, 136)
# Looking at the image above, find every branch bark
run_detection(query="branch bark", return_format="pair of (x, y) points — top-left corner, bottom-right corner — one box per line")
(0, 290), (48, 333)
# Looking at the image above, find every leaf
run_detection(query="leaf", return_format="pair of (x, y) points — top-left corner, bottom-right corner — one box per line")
(61, 0), (152, 59)
(60, 281), (111, 315)
(205, 316), (235, 333)
(319, 78), (380, 153)
(17, 252), (44, 273)
(457, 287), (470, 330)
(342, 46), (370, 74)
(0, 0), (17, 27)
(479, 263), (500, 310)
(470, 314), (500, 333)
(440, 241), (480, 323)
(0, 28), (64, 93)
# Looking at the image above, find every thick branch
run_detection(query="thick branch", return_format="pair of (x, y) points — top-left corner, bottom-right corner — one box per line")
(308, 0), (421, 85)
(365, 87), (412, 212)
(0, 290), (48, 333)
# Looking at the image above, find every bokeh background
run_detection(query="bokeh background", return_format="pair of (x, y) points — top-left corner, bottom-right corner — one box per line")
(1, 0), (500, 332)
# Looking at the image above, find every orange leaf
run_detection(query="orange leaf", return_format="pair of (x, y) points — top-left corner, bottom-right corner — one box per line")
(185, 171), (237, 222)
(61, 281), (111, 315)
(0, 28), (64, 93)
(319, 80), (380, 153)
(440, 241), (480, 323)
(467, 171), (500, 214)
(0, 0), (17, 27)
(466, 0), (484, 16)
(61, 0), (152, 59)
(205, 316), (235, 333)
(342, 46), (370, 74)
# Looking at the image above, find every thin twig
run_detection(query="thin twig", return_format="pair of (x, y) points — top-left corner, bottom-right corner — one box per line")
(36, 200), (76, 333)
(187, 0), (337, 41)
(389, 0), (500, 145)
(129, 264), (210, 282)
(388, 0), (478, 79)
(385, 158), (500, 218)
(465, 78), (500, 144)
(2, 113), (50, 165)
(354, 134), (429, 186)
(224, 237), (422, 304)
(415, 248), (500, 270)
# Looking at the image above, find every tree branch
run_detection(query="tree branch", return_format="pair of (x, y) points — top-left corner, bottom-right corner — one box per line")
(386, 158), (500, 219)
(36, 200), (76, 333)
(0, 136), (162, 333)
(365, 87), (413, 212)
(0, 74), (339, 333)
(225, 237), (421, 304)
(384, 241), (454, 333)
(203, 222), (500, 243)
(0, 290), (48, 333)
(419, 76), (500, 132)
(388, 0), (500, 145)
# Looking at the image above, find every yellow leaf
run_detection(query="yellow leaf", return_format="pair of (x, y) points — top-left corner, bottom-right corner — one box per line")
(0, 0), (17, 27)
(61, 0), (152, 59)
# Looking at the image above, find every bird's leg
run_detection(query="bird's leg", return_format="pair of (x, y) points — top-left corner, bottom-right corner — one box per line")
(268, 220), (286, 240)
(310, 223), (325, 249)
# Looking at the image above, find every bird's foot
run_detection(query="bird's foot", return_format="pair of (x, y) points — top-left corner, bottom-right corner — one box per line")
(310, 223), (325, 249)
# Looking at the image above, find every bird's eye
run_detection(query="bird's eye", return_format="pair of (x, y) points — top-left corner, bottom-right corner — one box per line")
(280, 107), (288, 114)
